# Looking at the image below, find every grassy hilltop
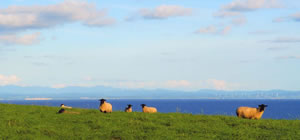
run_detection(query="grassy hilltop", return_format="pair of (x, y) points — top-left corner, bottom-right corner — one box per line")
(1, 103), (300, 140)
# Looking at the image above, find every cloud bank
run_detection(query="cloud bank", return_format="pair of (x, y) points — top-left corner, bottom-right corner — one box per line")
(221, 0), (281, 12)
(127, 5), (192, 21)
(0, 74), (21, 86)
(212, 0), (281, 31)
(0, 0), (115, 32)
(195, 25), (232, 35)
(0, 0), (115, 45)
(0, 32), (40, 45)
(51, 78), (239, 91)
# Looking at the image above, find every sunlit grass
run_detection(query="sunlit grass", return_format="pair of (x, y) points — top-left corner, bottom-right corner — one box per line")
(1, 103), (300, 139)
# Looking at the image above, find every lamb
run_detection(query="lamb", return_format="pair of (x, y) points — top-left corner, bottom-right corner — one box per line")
(236, 104), (268, 120)
(99, 99), (112, 113)
(60, 104), (72, 109)
(125, 104), (132, 112)
(141, 104), (157, 113)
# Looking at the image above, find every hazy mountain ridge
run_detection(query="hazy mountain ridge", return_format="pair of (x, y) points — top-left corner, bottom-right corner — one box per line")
(0, 86), (299, 100)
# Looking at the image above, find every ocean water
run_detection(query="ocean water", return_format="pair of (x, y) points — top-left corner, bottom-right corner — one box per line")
(1, 99), (300, 120)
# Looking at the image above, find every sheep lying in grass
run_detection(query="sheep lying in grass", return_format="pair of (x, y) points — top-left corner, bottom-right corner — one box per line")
(236, 104), (268, 120)
(141, 104), (157, 113)
(60, 104), (72, 109)
(125, 104), (132, 112)
(99, 99), (112, 113)
(57, 109), (80, 114)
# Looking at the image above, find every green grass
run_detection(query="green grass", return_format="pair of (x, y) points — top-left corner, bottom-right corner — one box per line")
(1, 103), (300, 140)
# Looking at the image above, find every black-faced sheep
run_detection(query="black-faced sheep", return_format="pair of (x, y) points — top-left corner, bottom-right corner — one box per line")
(141, 104), (157, 113)
(125, 104), (132, 112)
(99, 99), (112, 113)
(236, 104), (268, 120)
(60, 104), (72, 109)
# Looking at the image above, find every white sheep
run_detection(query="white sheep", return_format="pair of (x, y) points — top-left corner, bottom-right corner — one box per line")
(141, 104), (157, 113)
(60, 104), (72, 109)
(99, 99), (112, 113)
(236, 104), (268, 120)
(125, 104), (132, 112)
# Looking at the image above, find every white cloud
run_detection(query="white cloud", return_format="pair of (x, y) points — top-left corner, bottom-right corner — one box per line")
(0, 74), (21, 86)
(164, 80), (191, 88)
(214, 11), (242, 18)
(221, 26), (232, 34)
(274, 12), (300, 23)
(206, 79), (241, 90)
(0, 0), (115, 32)
(195, 25), (232, 35)
(207, 79), (227, 90)
(221, 0), (281, 12)
(0, 32), (40, 45)
(194, 25), (217, 34)
(262, 37), (300, 43)
(51, 84), (67, 89)
(132, 5), (192, 20)
(214, 0), (281, 30)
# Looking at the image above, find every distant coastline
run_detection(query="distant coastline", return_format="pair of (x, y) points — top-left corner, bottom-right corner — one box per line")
(1, 85), (300, 100)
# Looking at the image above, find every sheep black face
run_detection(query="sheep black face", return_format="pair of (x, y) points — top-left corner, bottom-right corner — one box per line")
(258, 104), (268, 112)
(141, 104), (146, 108)
(99, 99), (106, 105)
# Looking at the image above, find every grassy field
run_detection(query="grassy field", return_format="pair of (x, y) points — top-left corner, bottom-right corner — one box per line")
(1, 103), (300, 140)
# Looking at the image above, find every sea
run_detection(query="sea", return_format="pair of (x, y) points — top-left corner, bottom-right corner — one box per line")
(1, 99), (300, 120)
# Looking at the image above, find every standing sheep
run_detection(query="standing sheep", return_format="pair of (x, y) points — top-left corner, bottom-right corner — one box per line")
(125, 104), (132, 112)
(236, 104), (268, 120)
(141, 104), (157, 113)
(99, 99), (112, 113)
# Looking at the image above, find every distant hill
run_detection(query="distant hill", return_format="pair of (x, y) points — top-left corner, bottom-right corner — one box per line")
(0, 85), (300, 100)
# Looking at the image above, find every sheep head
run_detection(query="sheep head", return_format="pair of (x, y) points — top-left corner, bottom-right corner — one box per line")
(141, 104), (146, 108)
(99, 99), (106, 105)
(258, 104), (268, 112)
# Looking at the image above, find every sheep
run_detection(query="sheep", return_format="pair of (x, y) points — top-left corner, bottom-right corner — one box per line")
(236, 104), (268, 120)
(141, 104), (157, 113)
(125, 104), (132, 112)
(60, 104), (72, 109)
(57, 109), (80, 114)
(99, 99), (112, 113)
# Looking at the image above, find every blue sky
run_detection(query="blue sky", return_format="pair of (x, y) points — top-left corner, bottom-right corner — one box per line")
(0, 0), (299, 91)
